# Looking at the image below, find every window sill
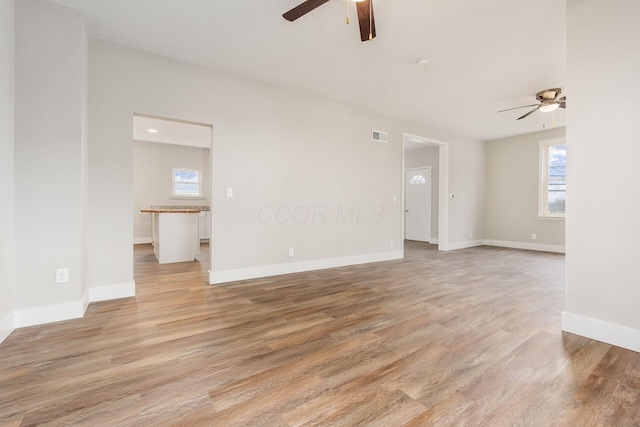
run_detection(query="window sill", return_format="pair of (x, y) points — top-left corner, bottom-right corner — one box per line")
(537, 215), (565, 220)
(170, 195), (206, 200)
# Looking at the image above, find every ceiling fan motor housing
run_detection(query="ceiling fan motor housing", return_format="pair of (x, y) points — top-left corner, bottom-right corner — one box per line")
(536, 88), (562, 102)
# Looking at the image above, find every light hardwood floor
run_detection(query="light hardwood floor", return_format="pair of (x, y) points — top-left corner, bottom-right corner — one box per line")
(1, 242), (639, 426)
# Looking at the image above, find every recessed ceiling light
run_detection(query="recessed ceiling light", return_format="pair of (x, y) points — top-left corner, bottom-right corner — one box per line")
(417, 59), (429, 68)
(148, 129), (158, 133)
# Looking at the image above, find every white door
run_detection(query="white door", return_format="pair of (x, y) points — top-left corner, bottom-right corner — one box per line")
(405, 167), (432, 242)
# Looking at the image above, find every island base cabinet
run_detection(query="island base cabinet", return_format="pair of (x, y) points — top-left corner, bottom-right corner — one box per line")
(153, 212), (200, 264)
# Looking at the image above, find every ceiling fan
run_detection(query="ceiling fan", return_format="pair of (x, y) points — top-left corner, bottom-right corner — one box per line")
(283, 0), (376, 42)
(498, 88), (567, 120)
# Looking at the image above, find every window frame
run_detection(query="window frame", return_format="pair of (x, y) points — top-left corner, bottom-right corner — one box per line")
(172, 168), (202, 197)
(538, 137), (566, 219)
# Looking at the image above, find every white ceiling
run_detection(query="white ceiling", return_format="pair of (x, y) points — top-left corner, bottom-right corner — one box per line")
(48, 0), (566, 141)
(133, 115), (212, 148)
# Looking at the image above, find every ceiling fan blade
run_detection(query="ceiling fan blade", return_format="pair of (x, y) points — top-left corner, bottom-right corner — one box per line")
(517, 107), (540, 120)
(283, 0), (330, 22)
(497, 104), (539, 113)
(356, 0), (376, 42)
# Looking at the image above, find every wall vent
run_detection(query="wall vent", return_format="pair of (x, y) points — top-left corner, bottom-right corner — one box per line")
(372, 129), (388, 143)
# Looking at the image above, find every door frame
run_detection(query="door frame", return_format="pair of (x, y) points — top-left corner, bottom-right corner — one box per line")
(404, 166), (433, 243)
(401, 132), (449, 252)
(131, 112), (214, 282)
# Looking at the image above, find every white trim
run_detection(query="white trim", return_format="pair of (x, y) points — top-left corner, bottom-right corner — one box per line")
(402, 133), (449, 252)
(134, 237), (153, 244)
(210, 251), (403, 285)
(439, 145), (449, 251)
(82, 290), (90, 312)
(169, 195), (206, 200)
(0, 313), (15, 344)
(446, 240), (484, 251)
(14, 301), (86, 328)
(562, 311), (640, 353)
(89, 281), (136, 302)
(536, 216), (565, 221)
(484, 239), (565, 254)
(429, 238), (439, 244)
(7, 281), (135, 332)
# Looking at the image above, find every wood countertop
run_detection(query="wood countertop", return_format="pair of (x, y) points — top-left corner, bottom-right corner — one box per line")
(140, 209), (201, 213)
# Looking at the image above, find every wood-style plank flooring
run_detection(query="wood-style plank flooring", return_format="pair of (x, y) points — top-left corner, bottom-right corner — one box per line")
(1, 241), (639, 426)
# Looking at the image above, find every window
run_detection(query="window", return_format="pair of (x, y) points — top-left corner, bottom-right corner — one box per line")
(409, 175), (427, 185)
(173, 168), (201, 196)
(539, 138), (566, 217)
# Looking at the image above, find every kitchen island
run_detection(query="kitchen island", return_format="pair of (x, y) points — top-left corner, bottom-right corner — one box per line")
(140, 208), (201, 264)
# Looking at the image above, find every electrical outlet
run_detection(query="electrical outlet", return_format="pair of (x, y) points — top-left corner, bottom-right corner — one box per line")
(56, 268), (69, 284)
(392, 195), (397, 203)
(468, 232), (473, 238)
(288, 248), (294, 257)
(531, 233), (537, 240)
(390, 239), (395, 247)
(226, 187), (234, 198)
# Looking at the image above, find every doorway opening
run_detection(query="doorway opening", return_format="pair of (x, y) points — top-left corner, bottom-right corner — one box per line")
(402, 133), (449, 251)
(132, 113), (213, 280)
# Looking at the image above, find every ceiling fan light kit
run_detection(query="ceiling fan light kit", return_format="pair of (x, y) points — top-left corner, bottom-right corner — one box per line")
(539, 103), (560, 113)
(283, 0), (376, 42)
(498, 88), (567, 121)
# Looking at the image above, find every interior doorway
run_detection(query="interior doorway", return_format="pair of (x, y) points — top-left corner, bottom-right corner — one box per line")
(405, 166), (432, 242)
(132, 114), (213, 276)
(402, 133), (449, 251)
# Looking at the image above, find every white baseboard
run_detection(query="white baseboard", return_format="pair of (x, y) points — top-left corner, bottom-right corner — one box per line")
(0, 313), (15, 344)
(562, 311), (640, 353)
(14, 300), (86, 328)
(134, 237), (152, 245)
(210, 251), (403, 285)
(82, 290), (90, 312)
(446, 240), (484, 251)
(484, 239), (565, 254)
(8, 281), (136, 332)
(429, 238), (439, 244)
(89, 281), (136, 302)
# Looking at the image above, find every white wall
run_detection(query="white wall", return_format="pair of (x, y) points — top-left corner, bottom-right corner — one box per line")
(87, 39), (486, 289)
(404, 145), (440, 239)
(448, 137), (485, 246)
(0, 0), (15, 342)
(564, 0), (640, 352)
(133, 140), (211, 241)
(14, 0), (87, 325)
(485, 127), (565, 251)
